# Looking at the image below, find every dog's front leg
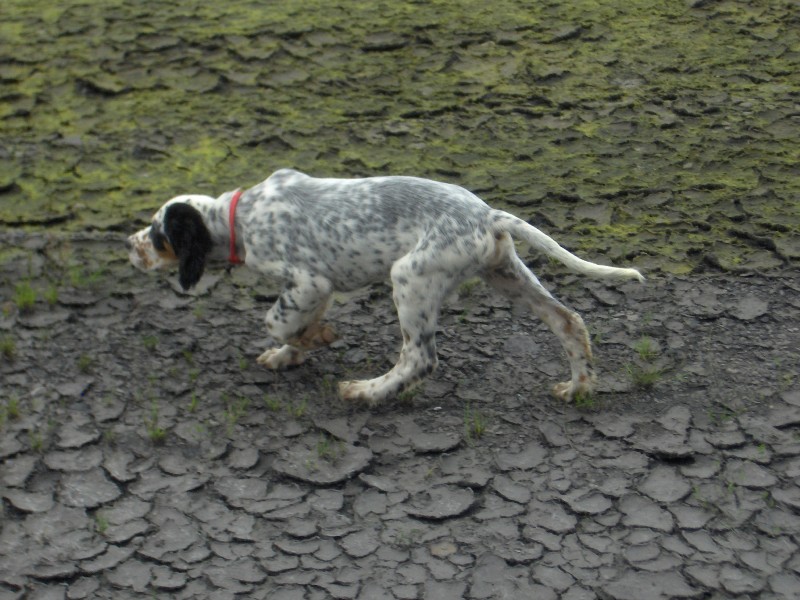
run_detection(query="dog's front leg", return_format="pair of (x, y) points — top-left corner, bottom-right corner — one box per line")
(256, 275), (335, 369)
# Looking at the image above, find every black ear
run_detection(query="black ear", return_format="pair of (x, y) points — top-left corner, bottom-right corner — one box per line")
(164, 203), (213, 290)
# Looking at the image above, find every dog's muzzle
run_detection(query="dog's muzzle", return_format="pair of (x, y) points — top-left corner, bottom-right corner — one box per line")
(126, 231), (150, 271)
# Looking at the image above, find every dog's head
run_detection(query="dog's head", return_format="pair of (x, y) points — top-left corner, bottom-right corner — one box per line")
(127, 196), (214, 290)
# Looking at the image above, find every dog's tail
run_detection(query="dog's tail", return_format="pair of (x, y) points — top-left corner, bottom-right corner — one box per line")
(491, 211), (645, 283)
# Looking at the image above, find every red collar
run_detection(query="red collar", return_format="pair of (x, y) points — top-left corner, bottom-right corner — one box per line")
(228, 189), (244, 264)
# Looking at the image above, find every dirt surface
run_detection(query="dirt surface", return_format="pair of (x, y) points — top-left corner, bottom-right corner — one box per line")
(1, 235), (800, 600)
(2, 1), (800, 599)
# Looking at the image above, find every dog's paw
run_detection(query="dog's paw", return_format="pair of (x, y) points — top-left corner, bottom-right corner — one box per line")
(552, 381), (573, 402)
(318, 324), (338, 345)
(552, 379), (594, 403)
(257, 346), (305, 369)
(295, 323), (338, 350)
(339, 379), (382, 407)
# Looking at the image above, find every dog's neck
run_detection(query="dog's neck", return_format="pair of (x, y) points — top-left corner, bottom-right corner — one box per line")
(226, 189), (244, 264)
(181, 191), (246, 264)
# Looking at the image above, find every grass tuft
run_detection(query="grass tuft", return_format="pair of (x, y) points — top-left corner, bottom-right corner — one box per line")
(14, 281), (36, 312)
(1, 336), (16, 361)
(145, 401), (167, 444)
(626, 364), (663, 389)
(633, 336), (659, 361)
(464, 402), (487, 441)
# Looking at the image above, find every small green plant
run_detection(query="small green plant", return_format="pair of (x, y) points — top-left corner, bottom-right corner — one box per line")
(319, 376), (337, 397)
(87, 268), (106, 285)
(145, 401), (167, 444)
(316, 434), (343, 461)
(147, 425), (166, 444)
(573, 390), (597, 410)
(29, 430), (44, 452)
(287, 398), (307, 418)
(691, 484), (706, 507)
(224, 396), (250, 433)
(708, 403), (744, 425)
(14, 281), (36, 312)
(69, 265), (106, 288)
(633, 337), (659, 361)
(44, 284), (59, 305)
(142, 335), (159, 350)
(95, 512), (109, 535)
(6, 397), (21, 420)
(187, 393), (199, 413)
(1, 336), (15, 361)
(238, 355), (249, 370)
(263, 395), (282, 412)
(464, 403), (487, 441)
(626, 364), (662, 389)
(780, 371), (795, 390)
(458, 277), (481, 297)
(398, 387), (419, 403)
(77, 354), (93, 373)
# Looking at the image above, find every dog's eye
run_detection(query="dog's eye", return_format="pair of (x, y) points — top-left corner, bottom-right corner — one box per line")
(149, 227), (168, 251)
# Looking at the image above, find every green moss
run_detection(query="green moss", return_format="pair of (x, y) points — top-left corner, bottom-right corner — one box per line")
(0, 0), (796, 272)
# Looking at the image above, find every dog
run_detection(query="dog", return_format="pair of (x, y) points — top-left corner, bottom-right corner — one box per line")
(127, 169), (644, 406)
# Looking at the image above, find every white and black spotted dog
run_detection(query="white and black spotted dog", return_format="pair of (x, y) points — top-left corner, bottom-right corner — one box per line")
(128, 169), (643, 406)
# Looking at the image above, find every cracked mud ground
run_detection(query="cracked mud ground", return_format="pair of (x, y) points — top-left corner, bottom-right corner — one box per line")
(1, 2), (799, 600)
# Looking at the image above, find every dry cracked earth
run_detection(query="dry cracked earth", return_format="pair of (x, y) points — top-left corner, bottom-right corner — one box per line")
(1, 235), (799, 600)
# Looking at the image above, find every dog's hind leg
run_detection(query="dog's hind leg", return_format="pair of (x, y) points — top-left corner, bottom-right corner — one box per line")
(484, 250), (596, 402)
(257, 273), (336, 369)
(339, 253), (457, 406)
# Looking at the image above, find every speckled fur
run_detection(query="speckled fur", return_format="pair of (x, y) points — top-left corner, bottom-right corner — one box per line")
(128, 169), (643, 406)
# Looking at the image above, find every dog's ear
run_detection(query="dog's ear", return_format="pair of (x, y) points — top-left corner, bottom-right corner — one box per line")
(164, 203), (213, 290)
